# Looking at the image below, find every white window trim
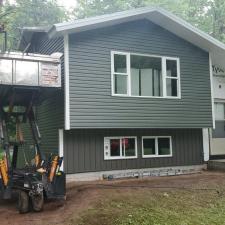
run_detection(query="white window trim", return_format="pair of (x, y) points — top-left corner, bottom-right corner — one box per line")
(142, 136), (173, 158)
(111, 51), (181, 99)
(104, 136), (138, 160)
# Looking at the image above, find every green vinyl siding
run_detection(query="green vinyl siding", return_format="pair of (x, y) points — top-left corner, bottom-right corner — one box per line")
(29, 33), (64, 155)
(68, 19), (212, 129)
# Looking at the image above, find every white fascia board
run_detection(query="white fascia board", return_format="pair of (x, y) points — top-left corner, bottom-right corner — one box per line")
(64, 34), (70, 130)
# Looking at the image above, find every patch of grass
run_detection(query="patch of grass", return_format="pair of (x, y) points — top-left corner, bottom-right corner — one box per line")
(75, 188), (225, 225)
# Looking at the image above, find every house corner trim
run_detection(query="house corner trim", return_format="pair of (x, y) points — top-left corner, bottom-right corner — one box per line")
(209, 53), (215, 129)
(59, 129), (64, 171)
(64, 34), (70, 130)
(202, 128), (210, 162)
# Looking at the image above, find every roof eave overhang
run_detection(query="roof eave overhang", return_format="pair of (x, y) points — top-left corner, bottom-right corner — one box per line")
(48, 9), (154, 38)
(22, 7), (225, 68)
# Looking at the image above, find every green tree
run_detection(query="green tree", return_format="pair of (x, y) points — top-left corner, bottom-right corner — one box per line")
(74, 0), (185, 18)
(2, 0), (68, 49)
(74, 0), (225, 43)
(208, 0), (225, 41)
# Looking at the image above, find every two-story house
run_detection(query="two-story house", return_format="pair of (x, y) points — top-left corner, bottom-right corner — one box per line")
(18, 7), (225, 179)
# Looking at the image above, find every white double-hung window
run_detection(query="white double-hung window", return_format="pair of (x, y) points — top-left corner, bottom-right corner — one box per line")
(111, 51), (181, 98)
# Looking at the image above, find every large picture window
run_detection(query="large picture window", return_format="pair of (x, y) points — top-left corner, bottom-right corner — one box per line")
(111, 51), (180, 98)
(104, 136), (137, 160)
(142, 136), (172, 158)
(131, 55), (162, 97)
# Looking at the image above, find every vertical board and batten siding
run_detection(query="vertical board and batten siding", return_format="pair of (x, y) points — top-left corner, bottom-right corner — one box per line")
(64, 128), (203, 173)
(68, 19), (212, 129)
(31, 34), (64, 155)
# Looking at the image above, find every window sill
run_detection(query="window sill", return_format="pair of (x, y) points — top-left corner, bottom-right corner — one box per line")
(104, 156), (138, 160)
(111, 94), (181, 100)
(142, 155), (173, 158)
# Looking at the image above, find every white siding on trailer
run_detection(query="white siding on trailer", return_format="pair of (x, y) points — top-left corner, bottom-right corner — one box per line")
(211, 138), (225, 155)
(214, 77), (225, 99)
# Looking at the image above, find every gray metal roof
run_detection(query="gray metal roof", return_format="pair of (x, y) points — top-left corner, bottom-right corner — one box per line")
(19, 7), (225, 67)
(18, 26), (50, 50)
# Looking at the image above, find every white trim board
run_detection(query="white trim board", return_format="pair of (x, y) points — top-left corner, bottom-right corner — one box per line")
(209, 54), (215, 129)
(202, 128), (210, 162)
(64, 34), (70, 130)
(58, 129), (64, 171)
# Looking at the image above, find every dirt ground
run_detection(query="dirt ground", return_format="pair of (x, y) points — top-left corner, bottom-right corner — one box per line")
(1, 171), (225, 225)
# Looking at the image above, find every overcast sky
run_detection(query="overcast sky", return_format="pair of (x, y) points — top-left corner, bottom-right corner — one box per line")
(57, 0), (77, 10)
(8, 0), (77, 10)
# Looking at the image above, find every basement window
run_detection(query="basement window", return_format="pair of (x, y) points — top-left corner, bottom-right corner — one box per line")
(104, 137), (137, 160)
(111, 51), (181, 98)
(142, 136), (172, 158)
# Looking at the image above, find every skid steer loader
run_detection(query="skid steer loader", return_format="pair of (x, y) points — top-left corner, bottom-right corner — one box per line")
(0, 51), (66, 213)
(0, 87), (66, 213)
